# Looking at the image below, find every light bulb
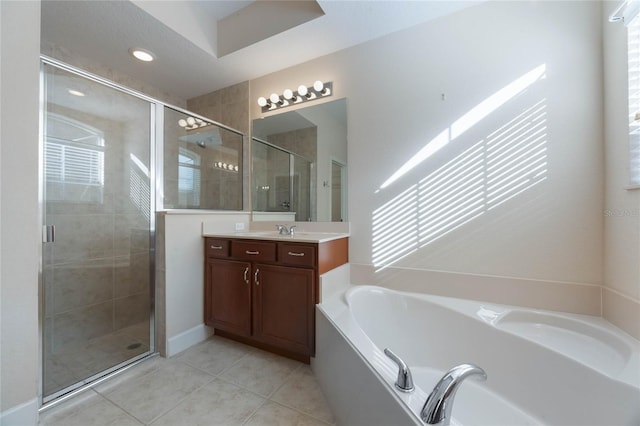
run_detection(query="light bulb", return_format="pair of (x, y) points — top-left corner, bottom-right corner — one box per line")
(298, 85), (308, 97)
(313, 80), (324, 92)
(283, 89), (294, 100)
(186, 117), (196, 126)
(129, 48), (155, 62)
(257, 97), (267, 107)
(270, 93), (280, 104)
(178, 119), (187, 127)
(68, 89), (85, 97)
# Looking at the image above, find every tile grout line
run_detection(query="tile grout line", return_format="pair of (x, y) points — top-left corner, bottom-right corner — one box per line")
(96, 357), (218, 425)
(266, 365), (336, 425)
(99, 393), (146, 426)
(144, 373), (218, 425)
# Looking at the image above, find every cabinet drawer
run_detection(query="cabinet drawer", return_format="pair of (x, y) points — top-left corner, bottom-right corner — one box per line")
(278, 243), (316, 268)
(206, 238), (229, 258)
(232, 240), (276, 262)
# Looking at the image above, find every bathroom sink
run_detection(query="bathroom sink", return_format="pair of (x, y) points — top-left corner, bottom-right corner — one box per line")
(207, 230), (348, 243)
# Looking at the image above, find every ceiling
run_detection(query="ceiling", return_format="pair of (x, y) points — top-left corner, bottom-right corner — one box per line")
(41, 0), (480, 101)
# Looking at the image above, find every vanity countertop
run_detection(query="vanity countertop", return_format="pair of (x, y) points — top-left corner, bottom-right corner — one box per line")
(203, 231), (349, 243)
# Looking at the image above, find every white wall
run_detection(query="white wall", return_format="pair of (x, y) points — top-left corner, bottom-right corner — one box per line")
(251, 1), (604, 310)
(160, 212), (250, 356)
(0, 1), (41, 423)
(602, 2), (640, 339)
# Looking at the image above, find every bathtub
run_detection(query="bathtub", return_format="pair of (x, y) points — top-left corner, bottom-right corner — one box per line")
(313, 286), (640, 426)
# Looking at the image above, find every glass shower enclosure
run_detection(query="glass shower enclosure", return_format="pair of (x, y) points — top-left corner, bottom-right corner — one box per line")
(252, 138), (312, 221)
(41, 60), (155, 403)
(40, 57), (245, 406)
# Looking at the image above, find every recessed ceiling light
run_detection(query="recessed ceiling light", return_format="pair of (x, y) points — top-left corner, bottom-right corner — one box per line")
(68, 89), (85, 97)
(129, 48), (155, 62)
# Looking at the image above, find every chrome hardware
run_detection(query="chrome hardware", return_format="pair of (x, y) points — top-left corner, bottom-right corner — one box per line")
(384, 348), (414, 393)
(245, 250), (260, 255)
(276, 224), (296, 236)
(287, 251), (305, 257)
(243, 267), (249, 284)
(43, 225), (55, 243)
(210, 245), (223, 250)
(254, 268), (260, 286)
(276, 224), (289, 235)
(421, 364), (487, 425)
(281, 200), (290, 209)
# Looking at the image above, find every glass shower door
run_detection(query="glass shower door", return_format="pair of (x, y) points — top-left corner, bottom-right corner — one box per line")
(252, 139), (291, 212)
(42, 62), (153, 401)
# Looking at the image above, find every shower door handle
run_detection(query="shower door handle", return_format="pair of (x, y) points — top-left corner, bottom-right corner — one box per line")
(42, 225), (55, 243)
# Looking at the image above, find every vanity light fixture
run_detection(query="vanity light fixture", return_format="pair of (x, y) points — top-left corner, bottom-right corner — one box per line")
(213, 161), (239, 173)
(178, 116), (210, 130)
(257, 80), (333, 112)
(129, 48), (155, 62)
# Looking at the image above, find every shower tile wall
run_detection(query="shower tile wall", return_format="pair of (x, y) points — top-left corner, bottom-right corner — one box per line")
(44, 103), (150, 395)
(163, 108), (243, 210)
(268, 128), (316, 221)
(187, 82), (250, 210)
(267, 127), (317, 164)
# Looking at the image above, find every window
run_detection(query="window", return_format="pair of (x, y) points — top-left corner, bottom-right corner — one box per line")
(45, 114), (105, 203)
(178, 147), (201, 206)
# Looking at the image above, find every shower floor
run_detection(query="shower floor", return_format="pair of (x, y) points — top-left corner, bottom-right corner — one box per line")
(44, 321), (150, 397)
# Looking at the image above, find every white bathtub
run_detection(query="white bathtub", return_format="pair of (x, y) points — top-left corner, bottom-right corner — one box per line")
(313, 286), (640, 426)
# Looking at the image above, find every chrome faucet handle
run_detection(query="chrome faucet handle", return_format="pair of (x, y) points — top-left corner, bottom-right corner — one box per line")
(384, 348), (414, 393)
(289, 225), (296, 236)
(276, 224), (288, 235)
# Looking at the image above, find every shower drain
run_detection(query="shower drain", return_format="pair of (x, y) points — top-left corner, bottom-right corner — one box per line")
(127, 343), (142, 350)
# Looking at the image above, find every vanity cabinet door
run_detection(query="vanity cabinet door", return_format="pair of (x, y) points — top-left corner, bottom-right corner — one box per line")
(206, 259), (252, 336)
(252, 263), (315, 355)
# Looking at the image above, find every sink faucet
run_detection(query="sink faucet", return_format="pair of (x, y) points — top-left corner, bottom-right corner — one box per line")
(421, 363), (487, 425)
(276, 224), (296, 236)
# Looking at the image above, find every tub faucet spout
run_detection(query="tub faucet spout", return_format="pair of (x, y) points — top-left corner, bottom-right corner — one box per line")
(421, 363), (487, 426)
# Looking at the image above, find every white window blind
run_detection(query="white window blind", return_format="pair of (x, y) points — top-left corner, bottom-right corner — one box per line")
(44, 114), (105, 202)
(45, 139), (104, 185)
(178, 148), (201, 206)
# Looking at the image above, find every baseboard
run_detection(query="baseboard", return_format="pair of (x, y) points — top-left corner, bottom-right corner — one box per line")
(0, 398), (38, 426)
(166, 323), (214, 357)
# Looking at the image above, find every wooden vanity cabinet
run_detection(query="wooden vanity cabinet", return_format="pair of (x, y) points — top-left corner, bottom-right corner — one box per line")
(204, 236), (348, 362)
(205, 258), (251, 336)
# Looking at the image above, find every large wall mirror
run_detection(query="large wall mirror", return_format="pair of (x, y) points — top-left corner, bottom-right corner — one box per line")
(252, 98), (347, 222)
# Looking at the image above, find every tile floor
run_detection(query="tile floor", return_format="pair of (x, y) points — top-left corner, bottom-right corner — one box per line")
(38, 335), (335, 426)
